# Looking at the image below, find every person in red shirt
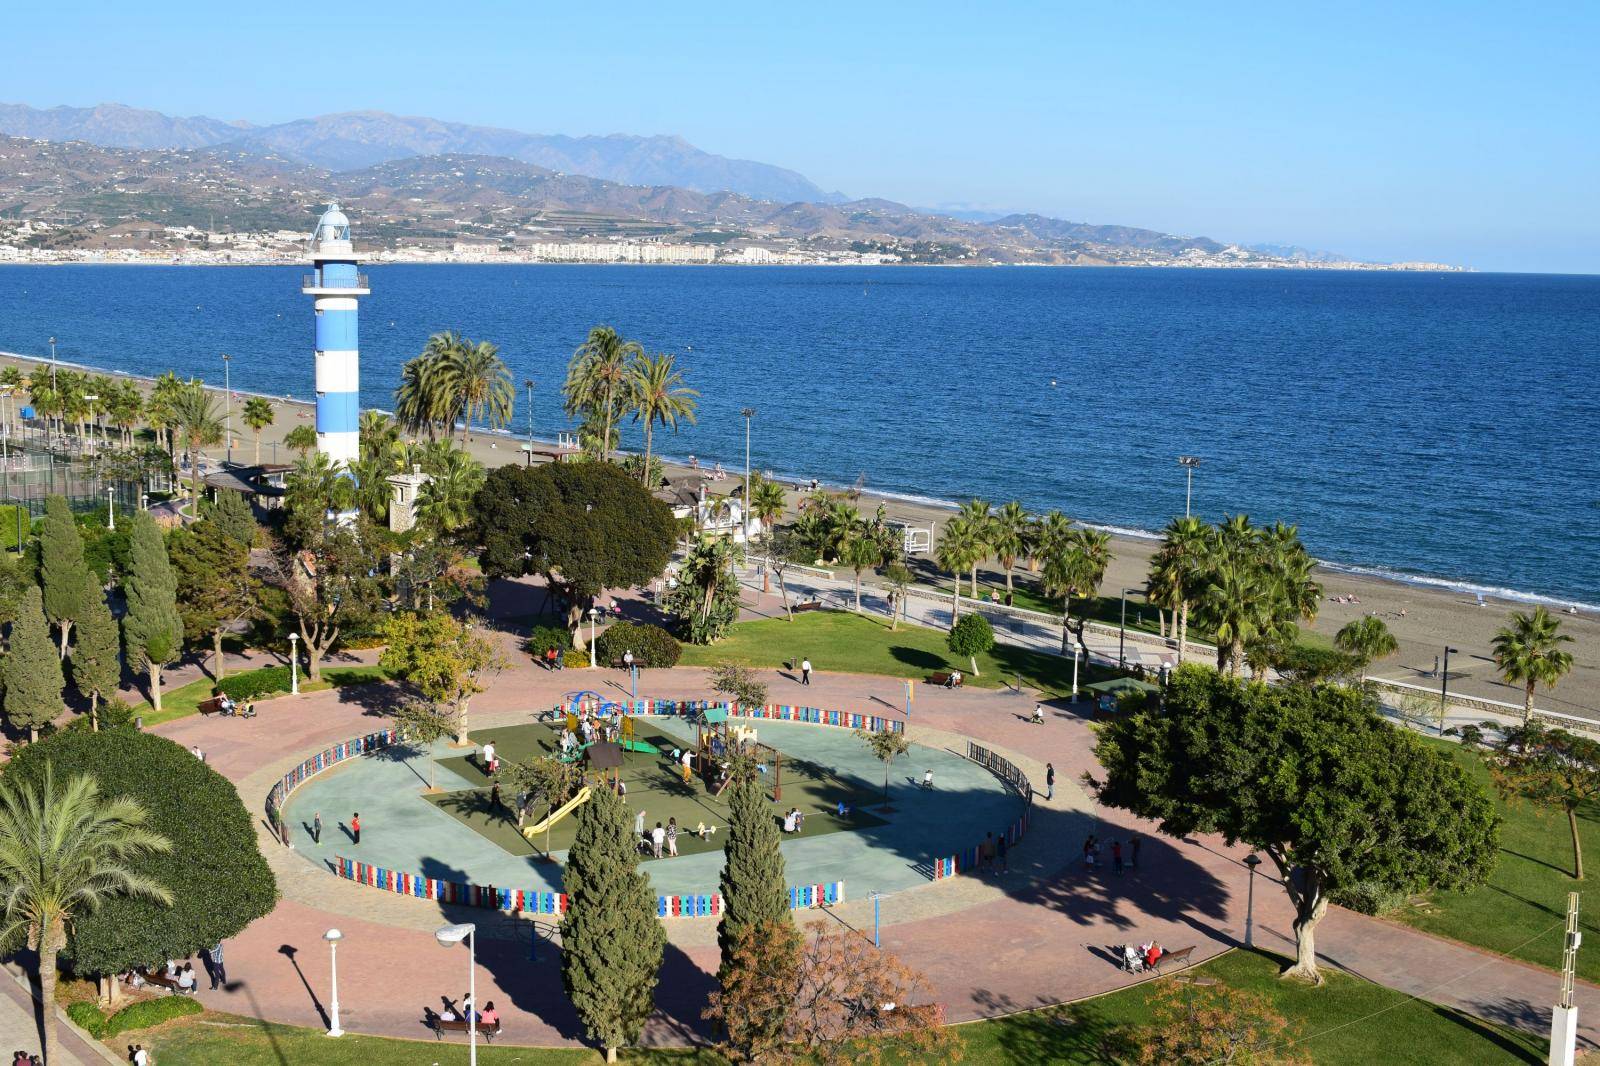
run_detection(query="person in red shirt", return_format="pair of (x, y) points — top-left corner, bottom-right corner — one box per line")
(479, 1000), (500, 1027)
(351, 812), (361, 845)
(1144, 943), (1163, 969)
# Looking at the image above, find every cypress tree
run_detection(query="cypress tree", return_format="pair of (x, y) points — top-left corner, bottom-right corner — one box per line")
(70, 574), (121, 729)
(3, 586), (64, 741)
(560, 783), (665, 1063)
(39, 495), (88, 659)
(718, 772), (791, 974)
(122, 513), (183, 713)
(209, 489), (257, 548)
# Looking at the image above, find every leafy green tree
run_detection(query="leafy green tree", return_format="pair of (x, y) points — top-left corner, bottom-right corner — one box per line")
(710, 662), (769, 709)
(4, 587), (64, 741)
(947, 612), (995, 676)
(628, 351), (698, 484)
(380, 611), (505, 743)
(70, 574), (121, 729)
(40, 495), (90, 659)
(564, 325), (643, 464)
(207, 487), (258, 548)
(170, 519), (259, 681)
(1334, 615), (1400, 682)
(883, 559), (912, 631)
(7, 728), (275, 1002)
(1090, 665), (1499, 982)
(1038, 515), (1111, 656)
(0, 545), (27, 634)
(934, 516), (981, 622)
(170, 382), (224, 511)
(394, 332), (460, 440)
(389, 697), (455, 792)
(241, 396), (275, 465)
(666, 535), (741, 644)
(416, 446), (486, 537)
(750, 479), (787, 539)
(474, 462), (676, 631)
(561, 782), (666, 1063)
(718, 772), (791, 982)
(276, 520), (382, 681)
(705, 920), (804, 1064)
(0, 766), (171, 1062)
(840, 520), (887, 614)
(121, 513), (183, 712)
(1492, 606), (1576, 723)
(1485, 722), (1600, 879)
(440, 337), (514, 442)
(858, 726), (912, 807)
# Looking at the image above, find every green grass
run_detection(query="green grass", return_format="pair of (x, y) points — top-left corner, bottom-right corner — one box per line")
(425, 722), (886, 858)
(129, 950), (1541, 1065)
(679, 610), (1120, 699)
(1390, 736), (1600, 981)
(133, 664), (393, 727)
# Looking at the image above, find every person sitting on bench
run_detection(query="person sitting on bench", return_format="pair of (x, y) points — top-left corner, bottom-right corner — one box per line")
(1142, 942), (1163, 969)
(945, 671), (961, 689)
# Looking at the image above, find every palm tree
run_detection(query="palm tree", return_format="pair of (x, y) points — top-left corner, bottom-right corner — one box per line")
(750, 479), (787, 540)
(146, 371), (189, 465)
(359, 410), (402, 465)
(394, 334), (458, 441)
(1492, 606), (1576, 723)
(987, 501), (1031, 605)
(286, 451), (356, 518)
(1335, 615), (1399, 682)
(417, 447), (487, 534)
(956, 499), (993, 600)
(441, 339), (513, 443)
(628, 352), (698, 485)
(1199, 556), (1265, 679)
(170, 384), (224, 511)
(935, 517), (982, 623)
(283, 424), (318, 457)
(242, 397), (275, 464)
(1038, 518), (1112, 656)
(840, 517), (886, 613)
(0, 767), (172, 1066)
(107, 383), (144, 448)
(564, 326), (641, 463)
(1147, 516), (1209, 665)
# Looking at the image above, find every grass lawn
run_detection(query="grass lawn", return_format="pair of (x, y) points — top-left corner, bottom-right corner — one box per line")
(1390, 736), (1600, 981)
(425, 722), (886, 858)
(133, 664), (393, 727)
(126, 950), (1541, 1064)
(679, 610), (1121, 699)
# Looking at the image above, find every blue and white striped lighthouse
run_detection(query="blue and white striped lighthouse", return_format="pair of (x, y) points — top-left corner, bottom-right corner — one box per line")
(301, 203), (368, 467)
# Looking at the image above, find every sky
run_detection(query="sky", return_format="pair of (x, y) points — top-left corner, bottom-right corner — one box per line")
(3, 2), (1596, 272)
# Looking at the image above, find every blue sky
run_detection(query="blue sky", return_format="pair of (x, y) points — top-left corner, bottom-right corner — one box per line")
(4, 2), (1595, 272)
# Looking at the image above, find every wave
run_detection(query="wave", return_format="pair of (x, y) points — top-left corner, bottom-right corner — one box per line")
(1314, 560), (1600, 613)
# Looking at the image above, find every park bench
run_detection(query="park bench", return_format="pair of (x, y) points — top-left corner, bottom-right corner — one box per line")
(1153, 946), (1196, 974)
(928, 672), (964, 689)
(138, 970), (192, 995)
(432, 1017), (502, 1043)
(198, 696), (226, 716)
(793, 600), (824, 612)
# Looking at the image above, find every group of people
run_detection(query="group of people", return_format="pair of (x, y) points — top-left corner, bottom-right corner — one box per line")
(782, 807), (806, 833)
(634, 811), (681, 857)
(1121, 941), (1167, 973)
(1082, 834), (1140, 874)
(978, 829), (1010, 872)
(433, 994), (500, 1028)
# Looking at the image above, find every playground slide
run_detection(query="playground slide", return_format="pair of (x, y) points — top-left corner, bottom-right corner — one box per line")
(620, 738), (659, 755)
(521, 787), (592, 839)
(557, 741), (595, 764)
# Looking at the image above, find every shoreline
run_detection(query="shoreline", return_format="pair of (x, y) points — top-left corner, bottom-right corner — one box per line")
(2, 347), (1594, 716)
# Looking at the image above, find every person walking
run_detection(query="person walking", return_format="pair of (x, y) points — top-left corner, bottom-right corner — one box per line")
(351, 812), (361, 845)
(666, 817), (679, 857)
(1112, 840), (1124, 875)
(1130, 834), (1141, 870)
(207, 942), (226, 990)
(312, 811), (322, 844)
(482, 741), (497, 775)
(800, 658), (812, 685)
(1045, 763), (1055, 801)
(996, 831), (1009, 874)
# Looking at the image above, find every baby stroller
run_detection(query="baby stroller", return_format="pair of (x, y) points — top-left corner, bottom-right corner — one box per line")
(1120, 944), (1146, 973)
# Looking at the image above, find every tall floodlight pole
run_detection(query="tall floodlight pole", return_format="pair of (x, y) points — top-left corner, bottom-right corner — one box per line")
(48, 336), (57, 392)
(524, 378), (535, 465)
(436, 923), (478, 1066)
(222, 353), (233, 462)
(1439, 645), (1459, 732)
(1178, 456), (1202, 518)
(83, 394), (98, 457)
(741, 407), (755, 556)
(1552, 891), (1581, 1066)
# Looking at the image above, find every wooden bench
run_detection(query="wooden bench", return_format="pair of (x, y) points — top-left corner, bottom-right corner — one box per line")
(793, 600), (824, 612)
(928, 672), (964, 688)
(432, 1017), (502, 1043)
(1153, 945), (1196, 974)
(138, 970), (193, 995)
(198, 696), (226, 716)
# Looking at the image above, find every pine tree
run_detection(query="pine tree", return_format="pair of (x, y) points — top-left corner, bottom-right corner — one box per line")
(560, 784), (665, 1063)
(70, 575), (121, 730)
(39, 496), (88, 659)
(3, 587), (64, 741)
(209, 489), (257, 549)
(718, 772), (791, 975)
(121, 513), (183, 713)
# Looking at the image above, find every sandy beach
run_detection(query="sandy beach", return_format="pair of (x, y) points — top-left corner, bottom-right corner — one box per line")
(5, 349), (1594, 719)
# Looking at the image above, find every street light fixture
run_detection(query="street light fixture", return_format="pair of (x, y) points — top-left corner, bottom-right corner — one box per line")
(1439, 645), (1460, 732)
(289, 631), (300, 695)
(1118, 587), (1139, 669)
(741, 407), (755, 554)
(1243, 854), (1262, 948)
(323, 928), (344, 1037)
(1072, 644), (1082, 702)
(222, 354), (233, 462)
(435, 923), (477, 1066)
(588, 606), (600, 669)
(106, 486), (115, 531)
(1178, 456), (1202, 518)
(523, 379), (535, 465)
(82, 394), (99, 456)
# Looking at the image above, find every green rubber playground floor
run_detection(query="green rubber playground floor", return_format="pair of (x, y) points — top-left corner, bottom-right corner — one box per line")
(425, 721), (887, 860)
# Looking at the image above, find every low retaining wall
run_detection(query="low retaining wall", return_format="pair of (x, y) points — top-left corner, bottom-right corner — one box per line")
(265, 728), (399, 829)
(930, 742), (1035, 880)
(332, 856), (842, 919)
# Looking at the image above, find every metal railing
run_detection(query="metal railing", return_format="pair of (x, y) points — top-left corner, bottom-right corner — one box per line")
(301, 274), (370, 290)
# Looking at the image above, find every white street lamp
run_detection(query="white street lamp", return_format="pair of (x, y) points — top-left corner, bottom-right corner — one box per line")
(83, 394), (98, 456)
(289, 631), (300, 694)
(222, 353), (233, 462)
(1243, 854), (1262, 948)
(436, 923), (477, 1066)
(323, 928), (344, 1037)
(1178, 456), (1202, 518)
(1072, 645), (1082, 701)
(588, 607), (600, 668)
(106, 486), (115, 531)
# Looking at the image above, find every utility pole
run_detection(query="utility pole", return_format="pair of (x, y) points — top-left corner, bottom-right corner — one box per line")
(222, 353), (233, 462)
(741, 407), (755, 559)
(1551, 891), (1581, 1066)
(1178, 456), (1202, 518)
(1439, 645), (1459, 732)
(524, 379), (535, 465)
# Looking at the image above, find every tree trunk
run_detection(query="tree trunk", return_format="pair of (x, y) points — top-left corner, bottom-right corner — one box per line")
(1524, 682), (1535, 725)
(149, 662), (164, 712)
(951, 576), (961, 624)
(39, 920), (62, 1066)
(253, 430), (262, 465)
(1004, 563), (1014, 603)
(853, 569), (862, 612)
(306, 645), (323, 682)
(642, 422), (654, 485)
(454, 699), (470, 746)
(776, 569), (792, 621)
(1570, 805), (1584, 880)
(213, 629), (226, 681)
(969, 653), (979, 676)
(1284, 890), (1327, 983)
(90, 691), (99, 733)
(1060, 596), (1072, 654)
(1229, 639), (1244, 679)
(1176, 601), (1188, 666)
(57, 620), (71, 660)
(606, 1046), (617, 1064)
(1157, 607), (1167, 639)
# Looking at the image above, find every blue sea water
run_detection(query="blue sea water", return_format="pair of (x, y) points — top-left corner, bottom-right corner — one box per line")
(1, 264), (1597, 606)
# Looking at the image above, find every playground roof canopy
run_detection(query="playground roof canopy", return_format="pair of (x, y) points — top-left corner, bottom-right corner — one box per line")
(699, 707), (729, 725)
(1084, 677), (1161, 695)
(587, 742), (624, 770)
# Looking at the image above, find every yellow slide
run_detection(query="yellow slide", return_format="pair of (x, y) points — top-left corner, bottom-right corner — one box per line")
(521, 787), (592, 839)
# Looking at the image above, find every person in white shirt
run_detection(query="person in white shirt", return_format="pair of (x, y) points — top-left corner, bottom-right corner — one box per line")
(651, 822), (666, 858)
(482, 742), (496, 774)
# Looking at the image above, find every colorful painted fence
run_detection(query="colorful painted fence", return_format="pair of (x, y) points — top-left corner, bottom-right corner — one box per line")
(265, 728), (400, 829)
(569, 698), (904, 735)
(333, 856), (842, 920)
(930, 743), (1035, 881)
(966, 741), (1034, 801)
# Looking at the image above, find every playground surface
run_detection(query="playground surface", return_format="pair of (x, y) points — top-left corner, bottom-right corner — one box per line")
(425, 719), (889, 859)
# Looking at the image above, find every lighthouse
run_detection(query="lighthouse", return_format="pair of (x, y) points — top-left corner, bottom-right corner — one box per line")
(301, 203), (368, 467)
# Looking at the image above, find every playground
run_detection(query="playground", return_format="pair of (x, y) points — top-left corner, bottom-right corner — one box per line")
(278, 693), (1024, 898)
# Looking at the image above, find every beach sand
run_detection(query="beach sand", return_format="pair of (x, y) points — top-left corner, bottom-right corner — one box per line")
(5, 350), (1594, 719)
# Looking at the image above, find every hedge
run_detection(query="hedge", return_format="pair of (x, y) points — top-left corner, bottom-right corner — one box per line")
(526, 625), (571, 660)
(215, 665), (292, 701)
(594, 621), (681, 668)
(66, 1001), (107, 1038)
(107, 994), (204, 1035)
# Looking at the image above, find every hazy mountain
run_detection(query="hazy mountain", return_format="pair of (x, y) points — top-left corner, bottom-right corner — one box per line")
(0, 102), (843, 204)
(0, 102), (252, 150)
(991, 214), (1228, 255)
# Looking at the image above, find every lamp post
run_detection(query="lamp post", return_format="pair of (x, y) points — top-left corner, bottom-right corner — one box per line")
(436, 923), (477, 1066)
(1439, 645), (1459, 732)
(588, 607), (599, 668)
(625, 650), (637, 698)
(1072, 645), (1082, 701)
(106, 486), (115, 531)
(48, 336), (57, 393)
(139, 492), (149, 512)
(1243, 854), (1261, 948)
(870, 891), (883, 948)
(222, 353), (233, 462)
(82, 394), (99, 456)
(524, 379), (535, 466)
(1118, 587), (1138, 669)
(323, 928), (344, 1037)
(1178, 456), (1202, 518)
(289, 632), (300, 695)
(741, 407), (755, 552)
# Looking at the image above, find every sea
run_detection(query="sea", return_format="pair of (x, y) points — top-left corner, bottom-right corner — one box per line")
(2, 264), (1597, 607)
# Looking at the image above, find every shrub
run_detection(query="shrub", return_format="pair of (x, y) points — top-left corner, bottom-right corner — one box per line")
(214, 665), (291, 701)
(1331, 881), (1411, 917)
(527, 625), (571, 660)
(67, 1001), (107, 1038)
(106, 993), (204, 1035)
(563, 649), (591, 669)
(595, 621), (681, 668)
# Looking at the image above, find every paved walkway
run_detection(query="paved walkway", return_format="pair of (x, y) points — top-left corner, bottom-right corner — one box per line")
(153, 625), (1600, 1053)
(0, 965), (116, 1065)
